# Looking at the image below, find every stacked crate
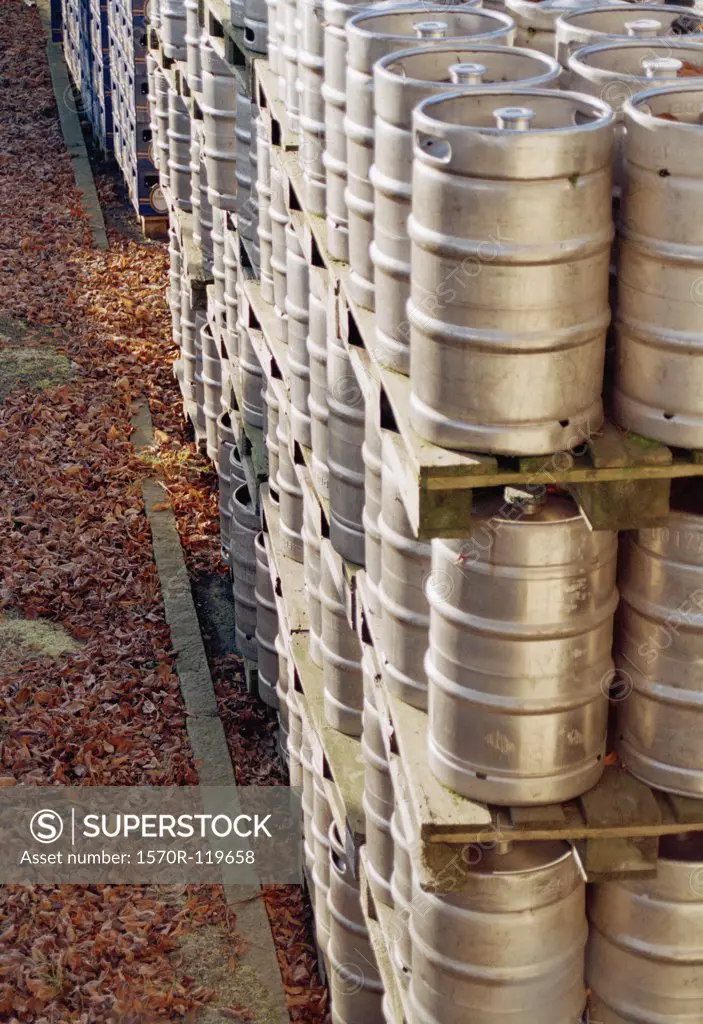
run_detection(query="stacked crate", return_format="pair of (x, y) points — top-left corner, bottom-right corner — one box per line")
(151, 2), (703, 1022)
(88, 0), (113, 151)
(109, 0), (163, 218)
(59, 0), (165, 228)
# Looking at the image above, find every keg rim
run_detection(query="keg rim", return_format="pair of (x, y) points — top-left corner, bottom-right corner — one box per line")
(569, 37), (703, 79)
(624, 78), (703, 127)
(414, 86), (615, 138)
(346, 1), (510, 41)
(556, 2), (701, 29)
(375, 41), (561, 88)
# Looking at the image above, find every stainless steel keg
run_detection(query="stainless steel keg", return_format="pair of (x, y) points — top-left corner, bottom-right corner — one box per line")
(327, 822), (384, 1022)
(327, 332), (366, 564)
(236, 279), (265, 428)
(275, 620), (290, 763)
(320, 538), (364, 735)
(287, 683), (304, 787)
(282, 0), (300, 132)
(587, 832), (703, 1022)
(378, 462), (431, 710)
(301, 724), (316, 879)
(616, 496), (703, 796)
(568, 40), (703, 191)
(228, 444), (250, 557)
(201, 38), (238, 210)
(223, 221), (238, 365)
(362, 647), (395, 907)
(276, 0), (288, 100)
(161, 0), (187, 59)
(390, 808), (413, 988)
(427, 489), (618, 805)
(256, 114), (275, 305)
(322, 0), (367, 261)
(235, 79), (257, 250)
(270, 164), (289, 343)
(322, 0), (482, 261)
(149, 0), (161, 31)
(180, 281), (197, 399)
(613, 82), (703, 447)
(345, 5), (516, 312)
(264, 378), (280, 500)
(363, 393), (382, 617)
(184, 0), (202, 92)
(266, 0), (282, 78)
(244, 0), (268, 51)
(276, 399), (305, 562)
(506, 0), (627, 56)
(409, 841), (587, 1023)
(194, 311), (206, 432)
(302, 485), (323, 666)
(231, 483), (260, 660)
(217, 412), (236, 563)
(154, 68), (171, 189)
(255, 531), (279, 707)
(298, 0), (327, 213)
(371, 44), (560, 374)
(285, 224), (312, 447)
(312, 759), (333, 955)
(168, 226), (182, 345)
(148, 55), (160, 164)
(211, 206), (227, 331)
(191, 125), (203, 255)
(409, 89), (614, 454)
(556, 4), (703, 66)
(200, 322), (222, 461)
(192, 122), (214, 272)
(307, 268), (329, 497)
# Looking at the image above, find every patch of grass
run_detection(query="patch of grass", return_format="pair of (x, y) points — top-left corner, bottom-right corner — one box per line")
(0, 613), (82, 663)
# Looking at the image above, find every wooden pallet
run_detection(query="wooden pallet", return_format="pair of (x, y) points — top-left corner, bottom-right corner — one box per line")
(252, 59), (299, 152)
(201, 0), (258, 90)
(359, 847), (408, 1024)
(252, 85), (703, 539)
(140, 213), (168, 239)
(354, 570), (703, 889)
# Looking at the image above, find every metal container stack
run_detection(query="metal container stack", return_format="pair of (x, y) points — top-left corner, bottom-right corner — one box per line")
(147, 0), (703, 1020)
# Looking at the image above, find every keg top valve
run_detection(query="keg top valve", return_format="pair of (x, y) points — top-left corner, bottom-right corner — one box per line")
(414, 20), (448, 38)
(643, 56), (683, 78)
(625, 18), (662, 37)
(504, 485), (546, 514)
(449, 62), (486, 85)
(494, 106), (536, 131)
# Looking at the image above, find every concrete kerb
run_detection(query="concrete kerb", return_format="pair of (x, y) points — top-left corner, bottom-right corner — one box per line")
(37, 0), (109, 250)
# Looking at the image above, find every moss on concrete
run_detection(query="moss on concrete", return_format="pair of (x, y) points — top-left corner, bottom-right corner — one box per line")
(178, 925), (282, 1024)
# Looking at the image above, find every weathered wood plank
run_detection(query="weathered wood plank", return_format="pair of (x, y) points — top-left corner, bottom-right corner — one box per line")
(579, 767), (662, 829)
(510, 804), (568, 829)
(579, 836), (659, 881)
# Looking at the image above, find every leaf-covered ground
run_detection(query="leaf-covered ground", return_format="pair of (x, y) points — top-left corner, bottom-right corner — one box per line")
(0, 2), (328, 1019)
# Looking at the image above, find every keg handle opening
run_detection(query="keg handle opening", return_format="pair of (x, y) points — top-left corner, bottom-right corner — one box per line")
(449, 62), (486, 85)
(625, 18), (662, 37)
(643, 56), (683, 78)
(415, 130), (452, 164)
(414, 19), (448, 39)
